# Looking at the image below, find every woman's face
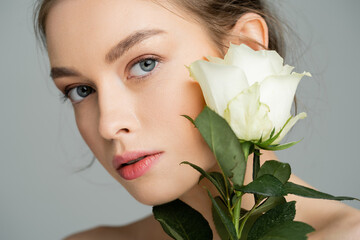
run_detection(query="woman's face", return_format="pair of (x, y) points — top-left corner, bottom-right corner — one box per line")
(46, 0), (222, 205)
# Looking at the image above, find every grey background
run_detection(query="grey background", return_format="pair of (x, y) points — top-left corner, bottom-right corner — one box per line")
(1, 1), (359, 239)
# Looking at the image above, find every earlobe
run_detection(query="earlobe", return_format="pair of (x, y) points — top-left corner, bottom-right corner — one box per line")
(226, 13), (269, 51)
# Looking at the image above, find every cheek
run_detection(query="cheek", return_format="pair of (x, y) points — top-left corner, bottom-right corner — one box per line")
(180, 80), (206, 117)
(146, 61), (209, 156)
(74, 104), (108, 166)
(123, 66), (216, 204)
(154, 80), (205, 119)
(150, 60), (206, 119)
(154, 76), (216, 176)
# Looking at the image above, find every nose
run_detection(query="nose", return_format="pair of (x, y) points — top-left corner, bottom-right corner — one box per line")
(97, 80), (140, 140)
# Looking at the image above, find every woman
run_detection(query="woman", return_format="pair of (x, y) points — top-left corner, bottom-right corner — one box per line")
(33, 0), (360, 239)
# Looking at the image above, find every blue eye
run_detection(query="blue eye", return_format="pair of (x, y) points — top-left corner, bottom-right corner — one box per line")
(66, 85), (95, 103)
(129, 58), (159, 78)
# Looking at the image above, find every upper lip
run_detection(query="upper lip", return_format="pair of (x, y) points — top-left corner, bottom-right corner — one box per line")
(112, 150), (163, 170)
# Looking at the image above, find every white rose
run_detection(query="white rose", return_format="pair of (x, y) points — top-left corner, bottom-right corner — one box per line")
(189, 43), (310, 144)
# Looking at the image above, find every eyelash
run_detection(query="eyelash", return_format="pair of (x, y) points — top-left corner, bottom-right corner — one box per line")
(128, 55), (161, 80)
(60, 56), (161, 103)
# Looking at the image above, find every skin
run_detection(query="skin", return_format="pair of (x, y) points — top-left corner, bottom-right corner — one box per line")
(44, 0), (360, 239)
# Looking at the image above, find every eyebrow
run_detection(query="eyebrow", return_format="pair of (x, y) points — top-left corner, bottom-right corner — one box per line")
(50, 28), (166, 80)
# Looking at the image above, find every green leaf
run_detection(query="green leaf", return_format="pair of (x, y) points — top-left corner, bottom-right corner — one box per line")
(256, 116), (292, 147)
(240, 141), (254, 159)
(236, 174), (286, 197)
(258, 221), (315, 240)
(181, 162), (228, 200)
(194, 106), (246, 186)
(238, 197), (285, 240)
(252, 197), (287, 216)
(231, 193), (242, 206)
(284, 182), (360, 201)
(181, 114), (196, 126)
(208, 191), (238, 240)
(207, 171), (234, 199)
(257, 160), (291, 184)
(155, 220), (186, 240)
(212, 197), (232, 240)
(153, 199), (213, 240)
(248, 201), (297, 240)
(257, 140), (301, 151)
(269, 128), (276, 139)
(257, 127), (278, 146)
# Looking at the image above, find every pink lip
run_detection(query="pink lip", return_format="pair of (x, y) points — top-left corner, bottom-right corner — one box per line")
(113, 151), (163, 180)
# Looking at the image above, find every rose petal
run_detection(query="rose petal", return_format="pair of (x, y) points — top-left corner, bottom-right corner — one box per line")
(189, 60), (249, 115)
(259, 71), (310, 132)
(280, 65), (295, 75)
(224, 83), (273, 141)
(224, 43), (285, 86)
(206, 55), (224, 64)
(272, 112), (307, 144)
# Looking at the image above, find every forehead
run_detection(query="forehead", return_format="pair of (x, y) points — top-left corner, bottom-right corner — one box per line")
(45, 0), (203, 67)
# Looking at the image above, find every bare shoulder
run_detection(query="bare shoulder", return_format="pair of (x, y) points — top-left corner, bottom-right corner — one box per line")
(308, 207), (360, 240)
(63, 225), (127, 240)
(285, 172), (360, 239)
(63, 215), (169, 240)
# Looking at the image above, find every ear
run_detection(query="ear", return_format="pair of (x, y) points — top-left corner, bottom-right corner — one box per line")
(225, 12), (269, 51)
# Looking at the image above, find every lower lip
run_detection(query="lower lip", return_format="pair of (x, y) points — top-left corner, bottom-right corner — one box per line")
(116, 153), (163, 180)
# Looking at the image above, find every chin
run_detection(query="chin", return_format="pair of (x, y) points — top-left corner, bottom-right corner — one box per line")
(124, 175), (200, 206)
(129, 188), (183, 206)
(134, 194), (179, 206)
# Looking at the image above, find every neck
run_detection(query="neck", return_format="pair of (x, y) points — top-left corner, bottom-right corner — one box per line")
(178, 150), (277, 239)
